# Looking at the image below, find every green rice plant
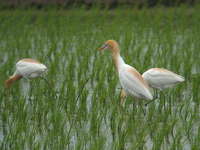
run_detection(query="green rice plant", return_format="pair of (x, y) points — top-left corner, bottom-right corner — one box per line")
(0, 6), (199, 150)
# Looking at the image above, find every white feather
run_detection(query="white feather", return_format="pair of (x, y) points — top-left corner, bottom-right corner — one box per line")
(16, 61), (47, 78)
(142, 68), (185, 90)
(119, 64), (153, 100)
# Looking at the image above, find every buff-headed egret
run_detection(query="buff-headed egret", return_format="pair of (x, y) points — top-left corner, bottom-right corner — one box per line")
(5, 58), (47, 88)
(121, 68), (185, 105)
(142, 68), (185, 90)
(98, 40), (153, 105)
(142, 68), (185, 105)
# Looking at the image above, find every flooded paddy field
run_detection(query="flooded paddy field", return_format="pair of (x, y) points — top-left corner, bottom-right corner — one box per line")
(0, 7), (199, 150)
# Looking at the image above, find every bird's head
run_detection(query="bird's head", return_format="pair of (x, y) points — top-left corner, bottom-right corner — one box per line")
(98, 40), (120, 53)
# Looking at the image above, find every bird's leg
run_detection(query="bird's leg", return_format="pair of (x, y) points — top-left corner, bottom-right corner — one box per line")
(120, 89), (127, 106)
(145, 97), (159, 107)
(28, 80), (33, 102)
(160, 91), (166, 109)
(139, 100), (146, 116)
(132, 101), (135, 111)
(154, 89), (159, 99)
(21, 78), (31, 98)
(144, 89), (160, 106)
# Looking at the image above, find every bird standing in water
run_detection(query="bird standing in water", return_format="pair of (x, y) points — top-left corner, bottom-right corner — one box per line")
(121, 68), (185, 104)
(98, 40), (153, 105)
(142, 68), (185, 90)
(142, 68), (185, 105)
(5, 58), (47, 88)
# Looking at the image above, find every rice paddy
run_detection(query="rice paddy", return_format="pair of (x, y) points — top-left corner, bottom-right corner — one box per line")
(0, 7), (199, 150)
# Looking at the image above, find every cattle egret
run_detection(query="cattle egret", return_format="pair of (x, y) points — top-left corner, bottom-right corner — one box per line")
(142, 68), (185, 105)
(120, 68), (185, 105)
(98, 40), (153, 104)
(142, 68), (185, 90)
(5, 58), (47, 88)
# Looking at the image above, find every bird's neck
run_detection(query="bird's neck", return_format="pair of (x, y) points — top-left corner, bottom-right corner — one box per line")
(111, 49), (125, 72)
(5, 74), (22, 88)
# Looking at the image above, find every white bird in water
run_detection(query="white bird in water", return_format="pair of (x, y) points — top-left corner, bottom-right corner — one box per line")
(142, 68), (185, 105)
(5, 58), (47, 88)
(142, 68), (185, 90)
(98, 40), (153, 103)
(120, 65), (185, 106)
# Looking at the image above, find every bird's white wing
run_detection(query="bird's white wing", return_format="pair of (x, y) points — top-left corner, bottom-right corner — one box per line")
(119, 65), (153, 100)
(142, 68), (184, 90)
(16, 61), (47, 78)
(142, 68), (184, 83)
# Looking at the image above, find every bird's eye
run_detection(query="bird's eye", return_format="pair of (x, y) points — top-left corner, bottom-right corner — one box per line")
(102, 44), (108, 49)
(98, 43), (110, 51)
(104, 44), (109, 48)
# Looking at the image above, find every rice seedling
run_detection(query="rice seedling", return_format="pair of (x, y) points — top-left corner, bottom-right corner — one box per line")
(0, 7), (199, 150)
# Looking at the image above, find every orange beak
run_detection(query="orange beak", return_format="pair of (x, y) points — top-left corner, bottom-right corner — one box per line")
(98, 44), (108, 51)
